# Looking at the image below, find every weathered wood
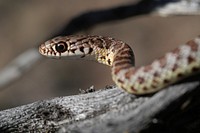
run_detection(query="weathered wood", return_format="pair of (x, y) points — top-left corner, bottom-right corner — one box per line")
(59, 81), (200, 133)
(0, 76), (200, 133)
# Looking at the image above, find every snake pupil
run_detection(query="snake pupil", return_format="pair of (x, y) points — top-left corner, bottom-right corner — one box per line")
(55, 42), (68, 53)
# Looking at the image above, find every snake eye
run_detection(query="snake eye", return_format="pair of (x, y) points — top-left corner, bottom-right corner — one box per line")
(55, 42), (68, 53)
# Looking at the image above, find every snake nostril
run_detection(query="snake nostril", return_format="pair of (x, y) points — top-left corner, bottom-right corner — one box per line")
(39, 44), (46, 54)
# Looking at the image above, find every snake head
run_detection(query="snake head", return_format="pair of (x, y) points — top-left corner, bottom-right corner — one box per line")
(39, 36), (94, 59)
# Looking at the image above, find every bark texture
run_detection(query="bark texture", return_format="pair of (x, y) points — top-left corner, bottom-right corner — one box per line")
(0, 75), (200, 132)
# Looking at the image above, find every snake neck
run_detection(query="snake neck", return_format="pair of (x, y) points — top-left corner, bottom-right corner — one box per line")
(94, 37), (135, 67)
(109, 42), (135, 93)
(92, 38), (136, 93)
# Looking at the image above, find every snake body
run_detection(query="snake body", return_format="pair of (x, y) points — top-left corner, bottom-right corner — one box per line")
(39, 35), (200, 95)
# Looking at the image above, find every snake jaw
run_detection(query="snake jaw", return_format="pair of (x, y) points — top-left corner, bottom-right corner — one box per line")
(39, 43), (61, 58)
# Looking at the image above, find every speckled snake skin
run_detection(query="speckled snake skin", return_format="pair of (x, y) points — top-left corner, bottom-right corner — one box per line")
(39, 35), (200, 95)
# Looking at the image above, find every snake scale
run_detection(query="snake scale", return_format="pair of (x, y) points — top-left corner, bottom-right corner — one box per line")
(39, 35), (200, 95)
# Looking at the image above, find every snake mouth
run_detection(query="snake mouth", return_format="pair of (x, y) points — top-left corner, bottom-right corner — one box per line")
(39, 43), (61, 59)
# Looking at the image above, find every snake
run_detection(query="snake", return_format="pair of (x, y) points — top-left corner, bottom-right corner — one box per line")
(39, 35), (200, 95)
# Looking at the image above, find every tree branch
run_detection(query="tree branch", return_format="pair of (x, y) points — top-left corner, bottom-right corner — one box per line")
(0, 49), (41, 91)
(0, 76), (200, 132)
(59, 0), (200, 36)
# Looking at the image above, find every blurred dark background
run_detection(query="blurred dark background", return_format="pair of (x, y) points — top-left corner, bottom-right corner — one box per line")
(0, 0), (200, 110)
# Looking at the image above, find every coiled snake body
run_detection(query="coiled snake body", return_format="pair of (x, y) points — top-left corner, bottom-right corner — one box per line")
(39, 35), (200, 95)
